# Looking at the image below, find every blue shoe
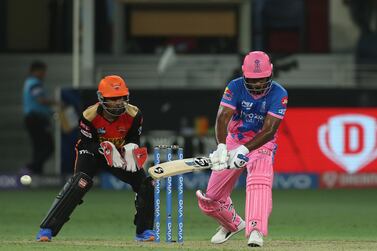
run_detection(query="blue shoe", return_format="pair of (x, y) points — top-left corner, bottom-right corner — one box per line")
(135, 229), (155, 241)
(36, 228), (52, 242)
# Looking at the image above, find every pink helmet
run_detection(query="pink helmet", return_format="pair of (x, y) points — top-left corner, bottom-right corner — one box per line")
(242, 51), (273, 78)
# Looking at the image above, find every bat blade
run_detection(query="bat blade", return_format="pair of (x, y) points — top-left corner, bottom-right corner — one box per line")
(148, 157), (213, 179)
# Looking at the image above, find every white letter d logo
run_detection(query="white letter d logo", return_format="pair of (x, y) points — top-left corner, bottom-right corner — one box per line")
(318, 114), (377, 173)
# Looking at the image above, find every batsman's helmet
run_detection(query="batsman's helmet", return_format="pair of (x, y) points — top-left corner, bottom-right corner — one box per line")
(242, 51), (273, 96)
(242, 51), (273, 79)
(97, 75), (129, 116)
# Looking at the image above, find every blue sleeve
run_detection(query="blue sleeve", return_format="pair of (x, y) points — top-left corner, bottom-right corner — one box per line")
(27, 79), (46, 98)
(220, 81), (239, 109)
(268, 89), (288, 118)
(30, 84), (45, 98)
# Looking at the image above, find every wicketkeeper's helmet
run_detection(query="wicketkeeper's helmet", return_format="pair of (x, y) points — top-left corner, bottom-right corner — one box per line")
(97, 75), (129, 116)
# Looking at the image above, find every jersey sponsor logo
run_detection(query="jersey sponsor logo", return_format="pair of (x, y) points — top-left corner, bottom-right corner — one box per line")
(240, 111), (265, 123)
(117, 126), (127, 132)
(79, 149), (94, 156)
(242, 101), (253, 109)
(318, 114), (377, 173)
(80, 121), (90, 131)
(80, 129), (92, 138)
(223, 87), (233, 101)
(281, 97), (288, 107)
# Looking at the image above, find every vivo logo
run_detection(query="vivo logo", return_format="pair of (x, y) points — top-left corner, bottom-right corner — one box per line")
(155, 198), (160, 217)
(273, 174), (315, 189)
(166, 222), (172, 240)
(178, 199), (184, 218)
(318, 114), (377, 173)
(178, 222), (184, 241)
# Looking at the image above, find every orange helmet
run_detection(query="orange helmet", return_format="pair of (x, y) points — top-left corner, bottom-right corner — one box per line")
(98, 75), (129, 98)
(97, 75), (129, 116)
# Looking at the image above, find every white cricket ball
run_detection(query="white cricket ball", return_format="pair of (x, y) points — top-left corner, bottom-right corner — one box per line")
(20, 175), (32, 186)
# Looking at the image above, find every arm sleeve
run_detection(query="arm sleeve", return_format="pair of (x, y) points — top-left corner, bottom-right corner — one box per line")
(125, 110), (143, 145)
(220, 81), (238, 110)
(268, 90), (288, 120)
(30, 84), (45, 98)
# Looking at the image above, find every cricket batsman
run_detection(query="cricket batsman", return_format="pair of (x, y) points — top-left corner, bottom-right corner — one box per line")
(36, 75), (155, 242)
(197, 51), (288, 247)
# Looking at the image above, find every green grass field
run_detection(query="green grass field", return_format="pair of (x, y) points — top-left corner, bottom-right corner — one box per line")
(1, 188), (377, 250)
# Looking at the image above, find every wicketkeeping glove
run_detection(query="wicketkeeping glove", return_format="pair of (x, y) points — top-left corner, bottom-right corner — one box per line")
(227, 145), (249, 169)
(122, 143), (148, 172)
(99, 141), (125, 168)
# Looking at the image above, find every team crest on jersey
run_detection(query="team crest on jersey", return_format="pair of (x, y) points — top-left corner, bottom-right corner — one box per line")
(99, 137), (125, 148)
(281, 97), (288, 107)
(223, 87), (233, 101)
(253, 59), (262, 73)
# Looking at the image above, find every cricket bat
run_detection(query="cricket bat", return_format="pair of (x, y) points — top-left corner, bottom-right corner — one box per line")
(148, 157), (213, 179)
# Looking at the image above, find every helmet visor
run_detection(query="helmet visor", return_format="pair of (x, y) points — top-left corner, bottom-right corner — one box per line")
(243, 77), (272, 96)
(102, 96), (129, 116)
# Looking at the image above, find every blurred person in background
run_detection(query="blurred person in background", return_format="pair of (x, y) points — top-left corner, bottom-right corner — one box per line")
(22, 61), (57, 175)
(197, 51), (288, 247)
(344, 0), (377, 86)
(36, 75), (155, 242)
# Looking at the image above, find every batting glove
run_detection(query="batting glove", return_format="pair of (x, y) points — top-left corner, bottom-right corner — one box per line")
(210, 143), (229, 171)
(227, 145), (249, 169)
(99, 141), (125, 168)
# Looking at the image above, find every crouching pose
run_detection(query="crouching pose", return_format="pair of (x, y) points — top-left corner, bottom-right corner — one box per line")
(197, 51), (288, 247)
(36, 75), (155, 242)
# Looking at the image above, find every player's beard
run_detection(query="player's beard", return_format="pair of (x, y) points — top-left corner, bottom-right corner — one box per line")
(245, 82), (272, 97)
(103, 102), (127, 116)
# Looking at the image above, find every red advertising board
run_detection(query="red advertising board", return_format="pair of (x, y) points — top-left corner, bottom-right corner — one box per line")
(274, 108), (377, 179)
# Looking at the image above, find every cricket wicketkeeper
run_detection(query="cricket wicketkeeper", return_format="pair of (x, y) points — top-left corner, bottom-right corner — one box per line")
(36, 75), (155, 242)
(196, 51), (288, 247)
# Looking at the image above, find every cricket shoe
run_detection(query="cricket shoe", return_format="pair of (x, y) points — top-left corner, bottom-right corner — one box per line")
(211, 220), (245, 244)
(36, 228), (52, 242)
(135, 229), (155, 241)
(247, 229), (263, 247)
